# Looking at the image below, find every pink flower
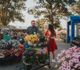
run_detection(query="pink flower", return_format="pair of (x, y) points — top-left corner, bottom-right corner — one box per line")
(65, 54), (72, 59)
(74, 63), (80, 68)
(57, 47), (80, 70)
(62, 61), (69, 67)
(72, 58), (79, 63)
(71, 69), (75, 70)
(60, 57), (65, 62)
(69, 60), (73, 67)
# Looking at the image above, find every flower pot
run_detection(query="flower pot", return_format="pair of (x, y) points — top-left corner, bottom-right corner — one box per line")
(23, 60), (32, 70)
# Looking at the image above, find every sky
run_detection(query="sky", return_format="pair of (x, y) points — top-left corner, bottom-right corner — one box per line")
(9, 0), (67, 29)
(9, 0), (37, 29)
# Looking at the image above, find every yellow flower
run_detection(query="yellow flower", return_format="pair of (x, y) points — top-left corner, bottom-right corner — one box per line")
(24, 34), (39, 43)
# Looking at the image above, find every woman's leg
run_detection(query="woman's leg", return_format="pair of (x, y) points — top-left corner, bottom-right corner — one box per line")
(53, 50), (57, 59)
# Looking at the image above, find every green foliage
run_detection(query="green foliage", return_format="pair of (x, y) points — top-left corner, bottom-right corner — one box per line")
(74, 0), (80, 14)
(28, 0), (77, 28)
(0, 0), (26, 26)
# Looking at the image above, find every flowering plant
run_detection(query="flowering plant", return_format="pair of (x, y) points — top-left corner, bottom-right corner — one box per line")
(57, 46), (80, 70)
(24, 34), (39, 44)
(23, 47), (48, 64)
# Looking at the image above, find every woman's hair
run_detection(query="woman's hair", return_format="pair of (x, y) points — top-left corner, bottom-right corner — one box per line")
(48, 24), (56, 36)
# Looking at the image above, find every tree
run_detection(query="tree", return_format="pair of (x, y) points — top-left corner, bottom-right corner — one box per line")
(71, 0), (80, 15)
(0, 0), (26, 26)
(28, 0), (77, 28)
(36, 18), (45, 31)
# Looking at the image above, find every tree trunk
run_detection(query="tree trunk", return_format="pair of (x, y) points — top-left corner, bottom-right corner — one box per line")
(49, 4), (54, 25)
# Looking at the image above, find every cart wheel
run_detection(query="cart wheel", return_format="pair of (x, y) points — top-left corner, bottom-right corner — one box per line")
(48, 64), (55, 70)
(48, 65), (51, 69)
(16, 64), (26, 70)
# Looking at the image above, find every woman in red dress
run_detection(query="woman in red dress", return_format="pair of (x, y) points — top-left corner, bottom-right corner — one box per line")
(45, 24), (57, 57)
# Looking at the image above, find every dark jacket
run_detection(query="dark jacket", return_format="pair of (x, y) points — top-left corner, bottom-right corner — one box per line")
(26, 26), (39, 34)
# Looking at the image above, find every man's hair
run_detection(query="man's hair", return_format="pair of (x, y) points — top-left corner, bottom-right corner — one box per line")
(31, 20), (35, 23)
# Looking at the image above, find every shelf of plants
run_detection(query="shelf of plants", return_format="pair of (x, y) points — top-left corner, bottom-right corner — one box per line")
(0, 40), (24, 64)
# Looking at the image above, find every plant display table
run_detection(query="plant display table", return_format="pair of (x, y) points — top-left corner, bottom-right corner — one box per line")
(0, 40), (24, 64)
(22, 47), (50, 70)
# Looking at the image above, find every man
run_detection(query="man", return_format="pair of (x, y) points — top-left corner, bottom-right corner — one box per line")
(26, 20), (39, 35)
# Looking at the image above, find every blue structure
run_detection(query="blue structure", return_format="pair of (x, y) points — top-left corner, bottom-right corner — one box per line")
(67, 16), (80, 43)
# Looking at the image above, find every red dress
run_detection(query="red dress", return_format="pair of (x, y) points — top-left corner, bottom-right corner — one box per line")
(45, 30), (57, 54)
